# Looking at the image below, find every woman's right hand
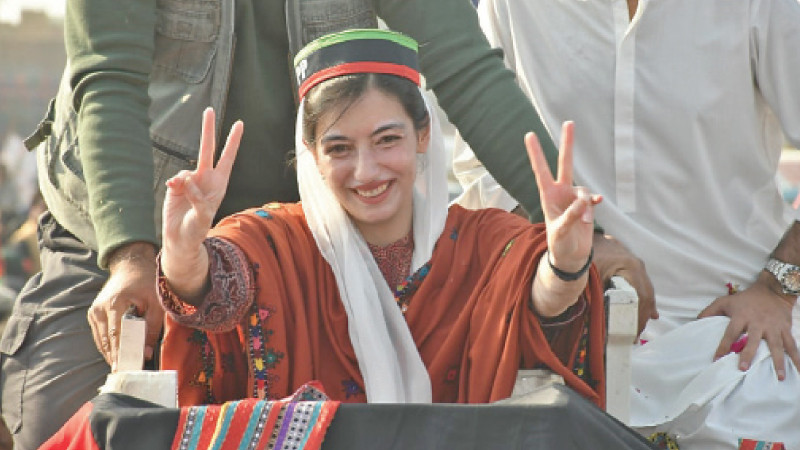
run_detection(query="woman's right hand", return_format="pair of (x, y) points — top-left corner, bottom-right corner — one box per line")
(161, 107), (242, 298)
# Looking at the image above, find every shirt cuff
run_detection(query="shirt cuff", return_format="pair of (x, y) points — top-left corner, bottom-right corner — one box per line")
(157, 237), (254, 332)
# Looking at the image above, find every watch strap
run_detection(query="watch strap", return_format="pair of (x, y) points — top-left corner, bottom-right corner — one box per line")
(764, 258), (800, 296)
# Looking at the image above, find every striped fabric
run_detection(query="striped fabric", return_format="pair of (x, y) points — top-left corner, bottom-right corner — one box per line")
(293, 29), (420, 99)
(171, 383), (338, 450)
(738, 439), (786, 450)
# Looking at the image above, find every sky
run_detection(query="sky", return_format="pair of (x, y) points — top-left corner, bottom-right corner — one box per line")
(0, 0), (64, 24)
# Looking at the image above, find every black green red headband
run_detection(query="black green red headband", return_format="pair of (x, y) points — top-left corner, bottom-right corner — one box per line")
(294, 29), (420, 100)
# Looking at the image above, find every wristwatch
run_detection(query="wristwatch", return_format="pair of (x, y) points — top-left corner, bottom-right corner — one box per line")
(764, 258), (800, 296)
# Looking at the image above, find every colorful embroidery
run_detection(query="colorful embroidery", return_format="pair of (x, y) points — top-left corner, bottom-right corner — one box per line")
(369, 232), (413, 290)
(738, 439), (785, 450)
(649, 432), (680, 449)
(444, 366), (459, 384)
(171, 384), (339, 450)
(571, 312), (591, 382)
(341, 379), (364, 399)
(290, 382), (328, 402)
(393, 262), (431, 314)
(162, 237), (254, 332)
(449, 226), (459, 240)
(191, 330), (217, 404)
(501, 239), (515, 256)
(248, 304), (284, 399)
(255, 210), (272, 219)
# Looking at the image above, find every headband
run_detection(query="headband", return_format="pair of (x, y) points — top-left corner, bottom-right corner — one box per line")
(293, 29), (420, 100)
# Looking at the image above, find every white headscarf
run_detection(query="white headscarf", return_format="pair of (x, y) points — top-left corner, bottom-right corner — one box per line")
(295, 82), (448, 403)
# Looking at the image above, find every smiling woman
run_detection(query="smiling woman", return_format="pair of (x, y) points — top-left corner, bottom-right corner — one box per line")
(157, 29), (607, 408)
(306, 76), (430, 246)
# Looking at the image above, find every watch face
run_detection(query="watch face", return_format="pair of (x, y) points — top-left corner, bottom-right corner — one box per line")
(784, 267), (800, 293)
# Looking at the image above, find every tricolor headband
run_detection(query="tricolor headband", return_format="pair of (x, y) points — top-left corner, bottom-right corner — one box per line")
(294, 29), (420, 100)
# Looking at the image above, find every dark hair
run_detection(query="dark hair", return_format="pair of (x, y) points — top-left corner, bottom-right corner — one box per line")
(302, 73), (430, 146)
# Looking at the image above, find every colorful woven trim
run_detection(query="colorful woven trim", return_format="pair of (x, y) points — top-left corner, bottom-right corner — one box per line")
(648, 432), (680, 450)
(171, 382), (338, 450)
(294, 29), (420, 99)
(393, 261), (431, 315)
(738, 439), (785, 450)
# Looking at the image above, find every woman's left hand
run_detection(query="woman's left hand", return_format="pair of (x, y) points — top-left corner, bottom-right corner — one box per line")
(526, 121), (602, 273)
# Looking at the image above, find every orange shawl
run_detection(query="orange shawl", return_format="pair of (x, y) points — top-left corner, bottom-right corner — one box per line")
(161, 203), (605, 407)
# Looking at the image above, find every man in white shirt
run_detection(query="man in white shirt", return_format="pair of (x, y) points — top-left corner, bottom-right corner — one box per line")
(453, 0), (800, 447)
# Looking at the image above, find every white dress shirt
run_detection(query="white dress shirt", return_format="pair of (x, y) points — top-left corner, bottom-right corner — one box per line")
(454, 0), (800, 339)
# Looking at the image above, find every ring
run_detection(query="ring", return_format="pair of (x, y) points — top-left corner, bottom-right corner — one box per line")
(100, 335), (110, 351)
(109, 327), (118, 337)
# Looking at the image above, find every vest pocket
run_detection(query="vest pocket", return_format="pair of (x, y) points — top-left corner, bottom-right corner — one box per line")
(0, 314), (33, 357)
(153, 0), (220, 83)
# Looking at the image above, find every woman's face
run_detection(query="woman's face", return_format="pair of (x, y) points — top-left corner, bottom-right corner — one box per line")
(312, 87), (429, 244)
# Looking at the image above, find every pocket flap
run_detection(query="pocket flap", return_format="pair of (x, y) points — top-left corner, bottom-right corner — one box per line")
(0, 314), (33, 356)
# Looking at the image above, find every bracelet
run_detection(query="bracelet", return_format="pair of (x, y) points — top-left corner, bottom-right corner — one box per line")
(546, 248), (593, 282)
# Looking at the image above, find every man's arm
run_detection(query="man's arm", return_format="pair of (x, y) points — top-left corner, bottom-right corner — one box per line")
(88, 241), (160, 371)
(700, 222), (800, 380)
(66, 0), (159, 268)
(67, 0), (161, 366)
(697, 0), (800, 380)
(376, 0), (557, 222)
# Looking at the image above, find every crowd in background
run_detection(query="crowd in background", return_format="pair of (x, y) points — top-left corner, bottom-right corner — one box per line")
(0, 130), (41, 317)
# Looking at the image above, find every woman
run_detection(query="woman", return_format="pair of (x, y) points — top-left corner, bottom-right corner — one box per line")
(158, 29), (605, 406)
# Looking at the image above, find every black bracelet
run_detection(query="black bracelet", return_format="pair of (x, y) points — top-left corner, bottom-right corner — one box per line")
(546, 248), (593, 282)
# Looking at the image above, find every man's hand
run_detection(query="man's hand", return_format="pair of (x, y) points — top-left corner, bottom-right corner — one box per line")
(699, 271), (799, 380)
(592, 232), (658, 336)
(88, 241), (162, 371)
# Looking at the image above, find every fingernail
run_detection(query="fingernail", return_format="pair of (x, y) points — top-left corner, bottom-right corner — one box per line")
(145, 346), (154, 359)
(739, 361), (749, 371)
(777, 370), (785, 381)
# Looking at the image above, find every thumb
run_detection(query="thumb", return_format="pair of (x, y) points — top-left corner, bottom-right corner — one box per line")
(183, 176), (217, 226)
(697, 300), (722, 319)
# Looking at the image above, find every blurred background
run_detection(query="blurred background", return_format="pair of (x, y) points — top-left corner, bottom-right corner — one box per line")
(0, 1), (798, 330)
(0, 2), (63, 326)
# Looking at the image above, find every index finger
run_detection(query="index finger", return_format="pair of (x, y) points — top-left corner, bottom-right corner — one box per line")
(88, 306), (112, 365)
(714, 318), (744, 362)
(197, 107), (217, 172)
(107, 308), (124, 371)
(525, 131), (554, 194)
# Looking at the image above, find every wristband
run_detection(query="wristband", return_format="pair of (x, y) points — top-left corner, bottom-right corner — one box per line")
(546, 248), (593, 282)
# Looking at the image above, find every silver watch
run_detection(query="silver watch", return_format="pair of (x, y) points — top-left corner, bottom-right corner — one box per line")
(764, 258), (800, 296)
